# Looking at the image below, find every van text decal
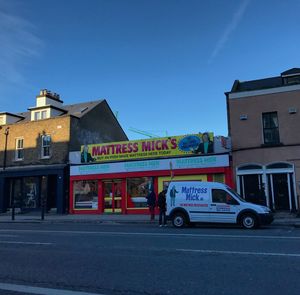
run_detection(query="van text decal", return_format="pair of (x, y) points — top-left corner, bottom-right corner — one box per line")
(181, 187), (207, 201)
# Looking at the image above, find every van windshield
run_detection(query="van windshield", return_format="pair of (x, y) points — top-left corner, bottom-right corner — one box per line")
(226, 187), (246, 202)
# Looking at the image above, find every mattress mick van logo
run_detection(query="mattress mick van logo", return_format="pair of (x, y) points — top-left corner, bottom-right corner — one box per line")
(182, 186), (207, 201)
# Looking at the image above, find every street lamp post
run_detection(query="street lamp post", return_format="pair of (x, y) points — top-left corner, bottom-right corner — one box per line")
(1, 127), (13, 219)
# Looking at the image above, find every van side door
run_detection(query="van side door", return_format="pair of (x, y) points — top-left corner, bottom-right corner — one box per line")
(210, 189), (240, 223)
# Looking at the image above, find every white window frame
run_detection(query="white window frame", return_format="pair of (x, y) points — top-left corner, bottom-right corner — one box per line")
(34, 111), (41, 121)
(41, 135), (51, 158)
(15, 137), (24, 161)
(41, 110), (47, 119)
(262, 112), (280, 145)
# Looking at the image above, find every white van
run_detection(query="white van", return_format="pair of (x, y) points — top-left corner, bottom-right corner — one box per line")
(166, 181), (273, 229)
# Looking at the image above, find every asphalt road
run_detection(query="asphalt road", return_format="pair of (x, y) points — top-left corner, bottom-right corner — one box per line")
(0, 222), (299, 295)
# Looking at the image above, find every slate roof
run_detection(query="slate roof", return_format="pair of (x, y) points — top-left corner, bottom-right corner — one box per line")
(230, 68), (300, 93)
(15, 100), (103, 123)
(281, 68), (300, 76)
(0, 112), (25, 118)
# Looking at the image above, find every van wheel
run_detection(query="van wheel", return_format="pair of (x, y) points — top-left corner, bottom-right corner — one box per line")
(241, 213), (258, 229)
(172, 212), (187, 228)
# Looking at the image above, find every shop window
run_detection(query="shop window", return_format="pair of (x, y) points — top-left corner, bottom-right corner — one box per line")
(213, 174), (224, 183)
(15, 138), (24, 160)
(73, 180), (98, 210)
(23, 177), (40, 209)
(262, 112), (280, 145)
(41, 135), (51, 158)
(127, 177), (153, 209)
(162, 181), (171, 191)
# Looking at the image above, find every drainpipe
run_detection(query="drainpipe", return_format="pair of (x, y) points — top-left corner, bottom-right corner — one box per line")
(3, 127), (9, 170)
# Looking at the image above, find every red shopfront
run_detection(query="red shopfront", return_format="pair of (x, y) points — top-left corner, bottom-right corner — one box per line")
(69, 154), (233, 214)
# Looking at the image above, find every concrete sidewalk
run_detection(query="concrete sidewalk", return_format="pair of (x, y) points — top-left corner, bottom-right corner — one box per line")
(0, 211), (299, 227)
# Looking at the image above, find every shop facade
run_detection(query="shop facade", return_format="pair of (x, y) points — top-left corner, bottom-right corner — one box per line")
(69, 134), (232, 214)
(1, 165), (67, 214)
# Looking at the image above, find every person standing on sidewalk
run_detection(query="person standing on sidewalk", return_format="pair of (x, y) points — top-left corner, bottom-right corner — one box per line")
(157, 189), (167, 227)
(146, 190), (156, 221)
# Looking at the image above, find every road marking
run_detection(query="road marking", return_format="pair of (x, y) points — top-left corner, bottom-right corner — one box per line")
(0, 229), (299, 240)
(0, 282), (104, 295)
(176, 248), (300, 257)
(0, 241), (52, 245)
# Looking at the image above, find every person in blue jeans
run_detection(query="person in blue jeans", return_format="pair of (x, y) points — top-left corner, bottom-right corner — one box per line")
(157, 189), (167, 227)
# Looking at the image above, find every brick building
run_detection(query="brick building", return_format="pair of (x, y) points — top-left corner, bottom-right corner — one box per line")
(226, 68), (300, 212)
(0, 90), (128, 214)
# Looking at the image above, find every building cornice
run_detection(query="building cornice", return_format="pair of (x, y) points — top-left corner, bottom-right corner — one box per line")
(228, 84), (300, 99)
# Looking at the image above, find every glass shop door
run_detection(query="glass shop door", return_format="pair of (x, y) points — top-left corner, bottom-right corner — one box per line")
(103, 180), (122, 213)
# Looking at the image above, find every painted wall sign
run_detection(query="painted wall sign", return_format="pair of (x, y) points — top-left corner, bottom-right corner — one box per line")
(71, 154), (229, 176)
(80, 133), (214, 163)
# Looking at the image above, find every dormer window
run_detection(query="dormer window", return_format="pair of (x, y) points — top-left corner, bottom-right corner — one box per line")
(29, 90), (66, 121)
(281, 68), (300, 85)
(34, 110), (48, 120)
(284, 75), (300, 85)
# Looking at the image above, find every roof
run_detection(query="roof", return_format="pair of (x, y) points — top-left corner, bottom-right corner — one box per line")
(0, 112), (25, 119)
(281, 68), (300, 76)
(16, 100), (103, 123)
(229, 68), (300, 93)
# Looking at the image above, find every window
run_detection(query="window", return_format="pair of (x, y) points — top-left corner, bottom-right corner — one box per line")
(284, 76), (300, 85)
(212, 189), (238, 205)
(262, 112), (280, 144)
(126, 177), (153, 209)
(23, 177), (39, 208)
(238, 164), (262, 171)
(213, 174), (225, 183)
(212, 189), (228, 203)
(266, 162), (293, 169)
(73, 180), (98, 210)
(41, 135), (51, 158)
(15, 138), (24, 160)
(41, 110), (47, 119)
(34, 112), (41, 120)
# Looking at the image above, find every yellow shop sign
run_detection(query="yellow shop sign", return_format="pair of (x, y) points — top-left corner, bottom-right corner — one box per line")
(81, 133), (214, 163)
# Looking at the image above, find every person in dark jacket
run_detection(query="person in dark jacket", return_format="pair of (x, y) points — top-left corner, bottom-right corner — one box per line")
(157, 189), (167, 227)
(146, 190), (156, 221)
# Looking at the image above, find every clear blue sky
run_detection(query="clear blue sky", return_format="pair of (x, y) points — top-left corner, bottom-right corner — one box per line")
(1, 0), (300, 140)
